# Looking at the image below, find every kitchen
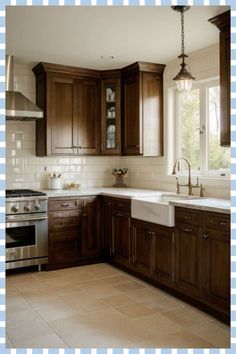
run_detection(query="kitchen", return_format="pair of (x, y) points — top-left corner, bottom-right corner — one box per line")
(5, 5), (230, 349)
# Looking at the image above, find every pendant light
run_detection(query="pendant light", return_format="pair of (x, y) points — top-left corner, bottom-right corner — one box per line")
(172, 6), (195, 92)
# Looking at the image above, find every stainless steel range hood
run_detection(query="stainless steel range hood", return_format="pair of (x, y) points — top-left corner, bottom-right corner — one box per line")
(6, 55), (43, 121)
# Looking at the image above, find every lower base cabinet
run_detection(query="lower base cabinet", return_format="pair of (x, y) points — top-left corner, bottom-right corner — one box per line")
(48, 196), (101, 269)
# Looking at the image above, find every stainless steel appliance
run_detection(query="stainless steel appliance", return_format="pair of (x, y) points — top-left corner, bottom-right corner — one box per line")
(6, 189), (48, 270)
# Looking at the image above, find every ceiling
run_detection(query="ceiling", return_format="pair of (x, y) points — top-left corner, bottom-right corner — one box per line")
(6, 6), (229, 70)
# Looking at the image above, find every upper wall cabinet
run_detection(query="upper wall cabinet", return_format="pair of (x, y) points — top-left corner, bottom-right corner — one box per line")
(33, 63), (100, 156)
(100, 70), (121, 155)
(121, 62), (165, 156)
(209, 11), (230, 147)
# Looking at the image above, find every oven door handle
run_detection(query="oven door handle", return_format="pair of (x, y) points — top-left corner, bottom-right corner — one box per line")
(6, 216), (48, 224)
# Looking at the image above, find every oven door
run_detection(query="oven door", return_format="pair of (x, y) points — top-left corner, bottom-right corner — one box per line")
(6, 216), (48, 262)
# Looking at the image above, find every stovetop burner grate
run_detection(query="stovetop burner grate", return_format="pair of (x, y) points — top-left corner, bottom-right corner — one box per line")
(6, 189), (46, 198)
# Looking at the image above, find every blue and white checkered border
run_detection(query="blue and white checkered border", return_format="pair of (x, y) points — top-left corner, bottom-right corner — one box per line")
(0, 0), (234, 353)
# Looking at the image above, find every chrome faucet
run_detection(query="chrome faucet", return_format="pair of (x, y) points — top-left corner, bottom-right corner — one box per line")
(172, 157), (204, 196)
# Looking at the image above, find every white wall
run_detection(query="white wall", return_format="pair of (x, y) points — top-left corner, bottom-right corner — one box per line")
(6, 50), (230, 198)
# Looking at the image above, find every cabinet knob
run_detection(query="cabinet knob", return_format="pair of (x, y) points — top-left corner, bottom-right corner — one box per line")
(83, 213), (88, 217)
(184, 215), (191, 220)
(219, 221), (227, 226)
(78, 146), (82, 149)
(61, 203), (70, 207)
(202, 234), (209, 239)
(183, 227), (192, 233)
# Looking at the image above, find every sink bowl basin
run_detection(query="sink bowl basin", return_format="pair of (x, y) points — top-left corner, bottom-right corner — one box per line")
(131, 193), (200, 227)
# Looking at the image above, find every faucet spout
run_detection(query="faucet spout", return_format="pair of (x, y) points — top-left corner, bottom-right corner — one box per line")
(172, 157), (193, 195)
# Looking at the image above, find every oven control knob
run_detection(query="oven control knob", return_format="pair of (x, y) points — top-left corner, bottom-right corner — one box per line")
(24, 205), (31, 212)
(11, 205), (19, 213)
(34, 203), (41, 211)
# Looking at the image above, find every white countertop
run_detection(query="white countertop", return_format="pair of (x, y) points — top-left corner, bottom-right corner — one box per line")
(42, 187), (230, 214)
(170, 198), (230, 214)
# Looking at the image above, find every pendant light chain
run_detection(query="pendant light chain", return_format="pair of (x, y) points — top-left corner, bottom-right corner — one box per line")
(181, 10), (185, 57)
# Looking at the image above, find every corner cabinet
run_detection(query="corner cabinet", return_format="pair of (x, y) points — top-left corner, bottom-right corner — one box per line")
(33, 63), (101, 156)
(101, 71), (121, 155)
(209, 11), (230, 146)
(121, 62), (165, 156)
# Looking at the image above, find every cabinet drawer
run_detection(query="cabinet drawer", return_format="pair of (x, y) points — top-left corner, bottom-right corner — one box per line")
(175, 207), (201, 226)
(49, 198), (83, 211)
(113, 198), (131, 213)
(204, 211), (230, 231)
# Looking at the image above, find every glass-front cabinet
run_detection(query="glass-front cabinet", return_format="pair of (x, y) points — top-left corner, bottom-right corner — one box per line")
(101, 77), (121, 155)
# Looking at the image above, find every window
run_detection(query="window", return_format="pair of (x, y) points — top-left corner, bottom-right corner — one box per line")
(174, 80), (230, 176)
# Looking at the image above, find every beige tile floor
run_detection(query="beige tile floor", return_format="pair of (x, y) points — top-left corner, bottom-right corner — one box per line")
(6, 263), (230, 348)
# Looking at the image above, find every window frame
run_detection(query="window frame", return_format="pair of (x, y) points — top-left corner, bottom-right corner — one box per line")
(173, 79), (230, 178)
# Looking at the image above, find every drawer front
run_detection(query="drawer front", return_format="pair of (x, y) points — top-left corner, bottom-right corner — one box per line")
(175, 207), (201, 226)
(49, 198), (83, 211)
(113, 198), (131, 213)
(204, 211), (230, 231)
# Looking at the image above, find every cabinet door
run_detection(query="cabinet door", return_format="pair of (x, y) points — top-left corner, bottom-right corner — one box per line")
(48, 209), (83, 263)
(122, 71), (141, 155)
(131, 220), (153, 276)
(175, 223), (203, 298)
(112, 212), (131, 267)
(101, 78), (121, 155)
(220, 26), (230, 146)
(102, 197), (113, 258)
(50, 74), (76, 155)
(204, 213), (230, 311)
(83, 196), (101, 258)
(152, 226), (174, 287)
(76, 79), (100, 155)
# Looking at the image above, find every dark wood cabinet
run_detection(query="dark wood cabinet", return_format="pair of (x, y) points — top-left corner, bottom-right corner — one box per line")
(203, 212), (230, 313)
(121, 62), (165, 156)
(101, 197), (113, 259)
(152, 224), (174, 287)
(33, 63), (101, 156)
(131, 219), (154, 277)
(209, 11), (230, 146)
(175, 208), (203, 299)
(48, 196), (101, 269)
(101, 71), (121, 155)
(175, 207), (230, 320)
(48, 198), (84, 265)
(112, 199), (131, 267)
(82, 196), (101, 257)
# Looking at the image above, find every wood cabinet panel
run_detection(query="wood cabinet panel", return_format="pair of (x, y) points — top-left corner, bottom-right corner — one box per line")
(50, 75), (75, 155)
(203, 212), (230, 312)
(152, 225), (174, 286)
(101, 197), (113, 258)
(209, 11), (230, 146)
(175, 223), (203, 298)
(112, 212), (131, 266)
(82, 196), (101, 257)
(122, 72), (141, 155)
(76, 79), (100, 155)
(131, 219), (153, 276)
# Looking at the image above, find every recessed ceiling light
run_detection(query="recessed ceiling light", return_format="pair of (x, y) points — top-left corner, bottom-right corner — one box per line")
(100, 55), (115, 60)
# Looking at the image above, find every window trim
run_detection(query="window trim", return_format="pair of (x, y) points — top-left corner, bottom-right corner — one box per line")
(172, 79), (230, 178)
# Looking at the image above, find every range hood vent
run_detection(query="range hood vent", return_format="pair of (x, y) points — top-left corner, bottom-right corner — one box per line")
(6, 55), (43, 121)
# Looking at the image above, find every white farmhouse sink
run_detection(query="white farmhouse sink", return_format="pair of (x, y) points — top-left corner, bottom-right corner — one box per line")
(131, 193), (200, 227)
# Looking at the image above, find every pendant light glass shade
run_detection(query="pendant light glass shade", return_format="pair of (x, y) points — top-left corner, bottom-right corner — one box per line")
(172, 6), (195, 92)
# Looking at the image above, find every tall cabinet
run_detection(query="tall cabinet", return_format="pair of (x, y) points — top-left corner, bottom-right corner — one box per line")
(209, 11), (230, 146)
(33, 63), (101, 156)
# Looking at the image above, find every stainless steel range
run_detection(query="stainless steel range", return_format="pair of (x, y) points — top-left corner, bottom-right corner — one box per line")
(6, 189), (48, 270)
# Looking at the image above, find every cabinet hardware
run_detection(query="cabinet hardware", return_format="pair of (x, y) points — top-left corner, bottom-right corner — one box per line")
(61, 203), (70, 207)
(78, 146), (82, 149)
(147, 231), (152, 236)
(202, 234), (209, 239)
(183, 227), (192, 233)
(184, 215), (191, 220)
(151, 231), (156, 236)
(109, 247), (112, 256)
(132, 254), (135, 263)
(107, 202), (112, 206)
(219, 221), (227, 226)
(83, 213), (88, 217)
